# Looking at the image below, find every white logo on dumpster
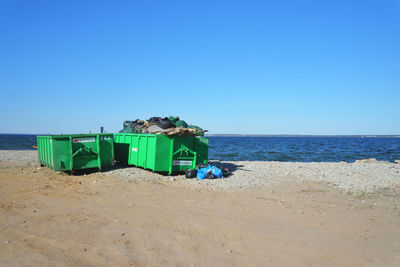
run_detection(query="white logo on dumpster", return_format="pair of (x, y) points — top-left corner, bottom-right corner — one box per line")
(132, 148), (138, 152)
(173, 160), (192, 166)
(73, 137), (95, 143)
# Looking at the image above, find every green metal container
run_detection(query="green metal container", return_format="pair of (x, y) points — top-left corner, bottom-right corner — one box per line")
(114, 133), (209, 174)
(37, 134), (114, 172)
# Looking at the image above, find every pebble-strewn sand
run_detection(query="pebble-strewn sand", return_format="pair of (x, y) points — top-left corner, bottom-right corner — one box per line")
(1, 150), (399, 193)
(0, 150), (38, 165)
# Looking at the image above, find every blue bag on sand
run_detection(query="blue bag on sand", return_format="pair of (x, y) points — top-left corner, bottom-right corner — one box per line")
(210, 166), (224, 178)
(197, 168), (207, 179)
(197, 165), (224, 179)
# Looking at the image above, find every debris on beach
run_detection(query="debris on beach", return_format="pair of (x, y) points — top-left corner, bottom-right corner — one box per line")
(197, 165), (224, 179)
(118, 116), (206, 137)
(184, 164), (227, 179)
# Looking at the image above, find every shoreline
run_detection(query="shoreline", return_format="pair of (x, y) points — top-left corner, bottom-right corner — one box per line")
(0, 150), (399, 193)
(1, 148), (399, 163)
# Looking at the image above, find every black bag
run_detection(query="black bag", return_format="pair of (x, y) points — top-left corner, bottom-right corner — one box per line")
(157, 118), (175, 129)
(197, 163), (209, 169)
(148, 117), (162, 124)
(206, 172), (216, 179)
(222, 169), (232, 177)
(185, 169), (197, 179)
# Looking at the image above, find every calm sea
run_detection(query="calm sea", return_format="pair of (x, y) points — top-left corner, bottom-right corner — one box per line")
(1, 134), (399, 163)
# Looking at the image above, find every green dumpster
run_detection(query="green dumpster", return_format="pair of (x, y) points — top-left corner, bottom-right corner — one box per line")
(114, 133), (209, 174)
(37, 134), (114, 172)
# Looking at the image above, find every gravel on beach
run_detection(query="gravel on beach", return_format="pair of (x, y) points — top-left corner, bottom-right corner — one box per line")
(1, 150), (399, 193)
(0, 150), (38, 166)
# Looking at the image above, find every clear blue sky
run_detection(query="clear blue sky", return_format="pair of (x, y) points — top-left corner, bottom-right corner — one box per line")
(1, 0), (399, 135)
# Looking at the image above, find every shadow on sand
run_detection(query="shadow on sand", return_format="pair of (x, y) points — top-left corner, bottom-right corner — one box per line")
(67, 160), (249, 177)
(208, 160), (250, 173)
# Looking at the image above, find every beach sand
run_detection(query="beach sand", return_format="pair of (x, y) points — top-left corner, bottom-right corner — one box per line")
(1, 151), (400, 266)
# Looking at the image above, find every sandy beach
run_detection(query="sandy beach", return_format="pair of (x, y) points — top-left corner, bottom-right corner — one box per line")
(1, 150), (400, 266)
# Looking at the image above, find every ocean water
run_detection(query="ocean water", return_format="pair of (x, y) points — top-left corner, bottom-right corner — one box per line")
(0, 134), (399, 163)
(208, 136), (400, 163)
(0, 134), (38, 150)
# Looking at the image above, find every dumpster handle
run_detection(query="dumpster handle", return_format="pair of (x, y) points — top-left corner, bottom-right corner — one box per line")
(168, 138), (175, 175)
(172, 145), (197, 156)
(69, 137), (73, 170)
(96, 135), (102, 171)
(72, 147), (98, 158)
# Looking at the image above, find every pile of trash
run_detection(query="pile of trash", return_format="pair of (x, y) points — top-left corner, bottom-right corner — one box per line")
(119, 116), (206, 137)
(184, 164), (231, 180)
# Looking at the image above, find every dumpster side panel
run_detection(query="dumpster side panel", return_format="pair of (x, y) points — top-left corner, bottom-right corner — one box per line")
(37, 136), (57, 170)
(153, 135), (171, 172)
(71, 136), (99, 170)
(37, 136), (43, 166)
(170, 136), (209, 172)
(136, 135), (157, 170)
(171, 137), (197, 172)
(37, 136), (52, 169)
(137, 136), (147, 168)
(128, 135), (140, 166)
(114, 134), (164, 172)
(145, 136), (156, 171)
(113, 133), (209, 174)
(38, 134), (113, 172)
(71, 134), (114, 170)
(100, 135), (114, 168)
(196, 137), (209, 164)
(53, 137), (71, 171)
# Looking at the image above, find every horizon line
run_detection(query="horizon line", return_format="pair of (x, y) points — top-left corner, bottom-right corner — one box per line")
(1, 133), (400, 137)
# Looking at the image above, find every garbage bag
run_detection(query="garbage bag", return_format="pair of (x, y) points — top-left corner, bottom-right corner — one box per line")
(210, 166), (223, 178)
(197, 168), (208, 179)
(119, 121), (135, 133)
(146, 125), (163, 134)
(168, 116), (180, 123)
(197, 165), (224, 179)
(185, 169), (197, 179)
(222, 168), (232, 177)
(175, 120), (188, 128)
(206, 172), (216, 179)
(197, 163), (208, 169)
(119, 126), (133, 133)
(119, 119), (146, 133)
(130, 119), (145, 133)
(148, 117), (162, 124)
(157, 118), (175, 129)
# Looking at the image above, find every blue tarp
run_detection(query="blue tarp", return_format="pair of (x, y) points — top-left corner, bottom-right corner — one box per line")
(197, 165), (224, 179)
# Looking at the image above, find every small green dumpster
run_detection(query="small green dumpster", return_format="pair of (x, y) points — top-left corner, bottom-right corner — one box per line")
(37, 134), (114, 172)
(114, 133), (208, 174)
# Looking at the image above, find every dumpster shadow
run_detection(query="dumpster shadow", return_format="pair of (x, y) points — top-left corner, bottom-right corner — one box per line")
(159, 161), (250, 177)
(68, 165), (128, 176)
(208, 160), (250, 174)
(68, 168), (99, 176)
(69, 161), (249, 177)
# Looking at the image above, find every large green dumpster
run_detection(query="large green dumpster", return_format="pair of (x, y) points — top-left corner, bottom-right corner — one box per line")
(37, 134), (114, 172)
(114, 133), (208, 174)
